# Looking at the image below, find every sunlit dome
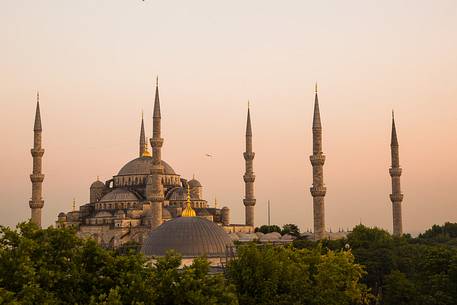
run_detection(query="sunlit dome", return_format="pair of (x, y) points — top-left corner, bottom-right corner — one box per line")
(117, 156), (175, 176)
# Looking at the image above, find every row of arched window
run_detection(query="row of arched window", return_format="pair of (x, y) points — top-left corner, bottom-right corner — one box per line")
(96, 201), (135, 210)
(113, 175), (181, 187)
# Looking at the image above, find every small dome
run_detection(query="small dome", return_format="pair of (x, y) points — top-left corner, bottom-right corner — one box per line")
(99, 188), (138, 202)
(58, 212), (66, 217)
(259, 232), (282, 241)
(91, 180), (105, 189)
(141, 217), (233, 258)
(221, 206), (230, 211)
(188, 179), (202, 188)
(118, 156), (175, 176)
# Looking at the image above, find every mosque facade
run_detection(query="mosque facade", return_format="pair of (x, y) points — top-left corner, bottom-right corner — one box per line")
(28, 82), (404, 250)
(52, 81), (253, 248)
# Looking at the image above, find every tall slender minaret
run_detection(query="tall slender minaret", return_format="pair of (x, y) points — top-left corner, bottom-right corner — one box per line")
(147, 77), (164, 228)
(139, 111), (146, 157)
(243, 102), (256, 226)
(29, 92), (45, 227)
(310, 84), (326, 240)
(389, 111), (403, 236)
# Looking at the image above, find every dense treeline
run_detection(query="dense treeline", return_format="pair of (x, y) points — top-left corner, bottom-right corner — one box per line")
(1, 222), (456, 304)
(294, 224), (457, 305)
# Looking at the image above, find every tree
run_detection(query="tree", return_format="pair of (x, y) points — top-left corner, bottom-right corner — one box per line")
(151, 251), (238, 305)
(255, 225), (281, 234)
(281, 224), (300, 237)
(382, 271), (418, 305)
(226, 244), (372, 305)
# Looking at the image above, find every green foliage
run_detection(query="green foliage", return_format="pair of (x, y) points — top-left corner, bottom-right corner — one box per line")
(0, 222), (237, 305)
(3, 221), (457, 305)
(313, 224), (457, 305)
(281, 224), (301, 237)
(226, 244), (372, 305)
(150, 251), (238, 305)
(255, 225), (281, 234)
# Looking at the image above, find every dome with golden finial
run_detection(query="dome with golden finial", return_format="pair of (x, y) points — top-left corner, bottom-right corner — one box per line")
(181, 185), (196, 217)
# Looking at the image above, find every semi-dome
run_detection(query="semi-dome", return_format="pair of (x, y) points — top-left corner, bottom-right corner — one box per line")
(141, 217), (233, 258)
(99, 188), (138, 202)
(117, 156), (175, 176)
(167, 187), (187, 201)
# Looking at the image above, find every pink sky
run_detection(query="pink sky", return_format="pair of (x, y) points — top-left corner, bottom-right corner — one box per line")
(1, 1), (456, 234)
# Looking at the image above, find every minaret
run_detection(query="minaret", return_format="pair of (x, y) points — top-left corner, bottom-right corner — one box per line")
(147, 77), (164, 229)
(29, 92), (45, 227)
(310, 84), (326, 240)
(389, 111), (403, 236)
(139, 111), (146, 157)
(243, 102), (256, 226)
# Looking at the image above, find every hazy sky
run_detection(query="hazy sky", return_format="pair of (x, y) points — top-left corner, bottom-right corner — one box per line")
(1, 1), (456, 234)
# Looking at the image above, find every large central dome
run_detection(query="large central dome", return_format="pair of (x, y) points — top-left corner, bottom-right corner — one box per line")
(141, 217), (233, 258)
(118, 156), (176, 176)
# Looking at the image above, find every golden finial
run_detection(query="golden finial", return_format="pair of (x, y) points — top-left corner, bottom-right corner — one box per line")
(314, 83), (318, 94)
(156, 76), (159, 87)
(72, 198), (76, 212)
(182, 184), (196, 217)
(37, 91), (40, 102)
(96, 176), (100, 181)
(192, 173), (195, 180)
(248, 100), (250, 109)
(214, 196), (218, 209)
(142, 139), (152, 157)
(141, 109), (144, 120)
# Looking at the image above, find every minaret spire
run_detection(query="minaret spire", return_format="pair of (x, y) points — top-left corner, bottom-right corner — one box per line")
(29, 92), (45, 227)
(243, 102), (256, 226)
(309, 85), (326, 240)
(139, 111), (146, 157)
(146, 77), (164, 229)
(389, 111), (403, 236)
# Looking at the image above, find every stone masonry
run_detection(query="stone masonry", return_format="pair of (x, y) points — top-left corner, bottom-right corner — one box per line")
(243, 105), (256, 226)
(29, 92), (45, 227)
(148, 78), (164, 229)
(310, 86), (326, 240)
(390, 111), (403, 236)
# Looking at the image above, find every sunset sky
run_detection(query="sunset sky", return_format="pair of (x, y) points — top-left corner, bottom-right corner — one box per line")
(1, 0), (456, 234)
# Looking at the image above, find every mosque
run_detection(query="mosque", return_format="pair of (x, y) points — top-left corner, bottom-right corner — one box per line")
(27, 81), (404, 261)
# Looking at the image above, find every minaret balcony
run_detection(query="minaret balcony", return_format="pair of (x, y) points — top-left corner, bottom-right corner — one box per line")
(243, 198), (256, 206)
(243, 174), (255, 183)
(390, 194), (404, 202)
(150, 138), (164, 147)
(389, 168), (402, 177)
(29, 200), (44, 209)
(243, 152), (255, 160)
(310, 154), (326, 165)
(31, 148), (45, 157)
(310, 186), (326, 197)
(30, 174), (45, 183)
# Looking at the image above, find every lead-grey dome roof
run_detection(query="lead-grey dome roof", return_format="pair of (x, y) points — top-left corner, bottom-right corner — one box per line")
(99, 188), (138, 202)
(90, 180), (105, 189)
(141, 217), (233, 258)
(117, 156), (175, 176)
(188, 179), (202, 188)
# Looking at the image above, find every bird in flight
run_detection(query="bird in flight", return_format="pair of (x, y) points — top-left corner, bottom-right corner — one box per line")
(205, 154), (213, 158)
